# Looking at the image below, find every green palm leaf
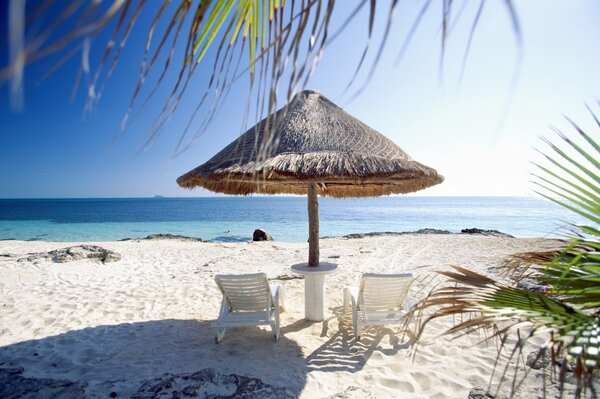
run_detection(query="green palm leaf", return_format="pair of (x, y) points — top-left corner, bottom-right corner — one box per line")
(418, 266), (599, 395)
(417, 110), (600, 396)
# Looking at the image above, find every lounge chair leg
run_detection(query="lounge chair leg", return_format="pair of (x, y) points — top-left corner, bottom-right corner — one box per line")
(271, 322), (280, 341)
(215, 327), (226, 343)
(353, 319), (360, 340)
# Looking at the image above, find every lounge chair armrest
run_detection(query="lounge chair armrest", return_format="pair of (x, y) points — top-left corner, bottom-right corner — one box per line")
(348, 287), (359, 302)
(344, 286), (359, 313)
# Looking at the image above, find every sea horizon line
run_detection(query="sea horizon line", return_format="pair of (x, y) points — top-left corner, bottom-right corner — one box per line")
(0, 194), (540, 201)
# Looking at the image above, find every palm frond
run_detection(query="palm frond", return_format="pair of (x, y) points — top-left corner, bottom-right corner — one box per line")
(2, 0), (521, 151)
(417, 109), (600, 397)
(528, 110), (600, 313)
(417, 266), (600, 395)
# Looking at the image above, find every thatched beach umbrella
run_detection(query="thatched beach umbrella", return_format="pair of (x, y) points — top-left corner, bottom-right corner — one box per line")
(177, 90), (443, 266)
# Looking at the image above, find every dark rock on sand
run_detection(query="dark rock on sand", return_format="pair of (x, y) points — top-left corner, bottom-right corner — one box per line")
(526, 348), (550, 370)
(18, 245), (121, 264)
(325, 229), (452, 239)
(121, 233), (204, 242)
(253, 229), (273, 241)
(516, 278), (551, 294)
(468, 387), (495, 399)
(132, 369), (293, 399)
(0, 367), (88, 399)
(413, 228), (453, 235)
(460, 228), (513, 238)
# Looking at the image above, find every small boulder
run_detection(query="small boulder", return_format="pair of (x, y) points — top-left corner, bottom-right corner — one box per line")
(468, 387), (495, 399)
(526, 348), (550, 370)
(253, 229), (273, 241)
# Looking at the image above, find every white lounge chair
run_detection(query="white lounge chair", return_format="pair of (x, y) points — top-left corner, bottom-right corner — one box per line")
(213, 273), (285, 343)
(343, 273), (415, 340)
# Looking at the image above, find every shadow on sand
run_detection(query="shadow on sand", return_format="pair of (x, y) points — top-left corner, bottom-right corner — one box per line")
(0, 308), (416, 398)
(0, 319), (306, 398)
(284, 306), (415, 374)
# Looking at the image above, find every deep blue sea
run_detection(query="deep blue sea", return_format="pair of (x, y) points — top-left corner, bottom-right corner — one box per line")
(0, 196), (575, 242)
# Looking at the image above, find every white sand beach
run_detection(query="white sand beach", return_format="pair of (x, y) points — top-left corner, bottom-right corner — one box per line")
(0, 234), (573, 398)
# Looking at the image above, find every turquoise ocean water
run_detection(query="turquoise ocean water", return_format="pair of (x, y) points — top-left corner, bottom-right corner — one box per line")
(0, 196), (574, 242)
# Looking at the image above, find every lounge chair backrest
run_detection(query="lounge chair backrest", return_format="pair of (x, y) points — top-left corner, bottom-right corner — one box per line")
(359, 273), (414, 312)
(215, 273), (272, 312)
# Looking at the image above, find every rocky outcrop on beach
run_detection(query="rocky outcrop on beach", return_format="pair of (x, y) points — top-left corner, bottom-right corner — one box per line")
(325, 228), (513, 240)
(326, 229), (452, 239)
(460, 228), (513, 238)
(253, 229), (273, 241)
(121, 233), (204, 242)
(0, 367), (291, 399)
(17, 245), (121, 264)
(132, 369), (293, 399)
(0, 367), (88, 398)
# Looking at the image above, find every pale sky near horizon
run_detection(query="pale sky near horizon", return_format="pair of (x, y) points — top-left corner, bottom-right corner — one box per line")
(1, 1), (599, 198)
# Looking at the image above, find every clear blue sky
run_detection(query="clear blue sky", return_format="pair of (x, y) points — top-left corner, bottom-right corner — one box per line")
(1, 1), (599, 198)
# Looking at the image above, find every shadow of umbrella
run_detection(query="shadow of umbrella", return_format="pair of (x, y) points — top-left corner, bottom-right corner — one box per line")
(0, 319), (307, 398)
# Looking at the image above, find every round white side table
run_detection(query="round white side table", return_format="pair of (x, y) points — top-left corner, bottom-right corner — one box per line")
(291, 262), (338, 321)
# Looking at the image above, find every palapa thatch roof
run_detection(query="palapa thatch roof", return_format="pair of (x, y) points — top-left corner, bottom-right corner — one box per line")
(177, 90), (443, 198)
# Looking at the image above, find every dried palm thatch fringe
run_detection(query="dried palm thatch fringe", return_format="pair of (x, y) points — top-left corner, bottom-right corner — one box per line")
(177, 90), (443, 197)
(501, 250), (564, 282)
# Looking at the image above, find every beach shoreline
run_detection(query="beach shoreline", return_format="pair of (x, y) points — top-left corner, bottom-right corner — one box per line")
(0, 196), (572, 243)
(0, 234), (580, 398)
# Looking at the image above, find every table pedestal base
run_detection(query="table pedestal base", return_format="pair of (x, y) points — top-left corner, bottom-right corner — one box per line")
(291, 262), (338, 322)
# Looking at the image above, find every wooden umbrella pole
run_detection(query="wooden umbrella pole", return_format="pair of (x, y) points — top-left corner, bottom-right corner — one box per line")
(307, 182), (319, 266)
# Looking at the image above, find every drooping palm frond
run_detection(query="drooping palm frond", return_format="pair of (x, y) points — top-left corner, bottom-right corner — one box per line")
(416, 109), (600, 397)
(530, 115), (600, 314)
(418, 266), (599, 397)
(504, 241), (600, 307)
(504, 249), (562, 283)
(1, 0), (520, 151)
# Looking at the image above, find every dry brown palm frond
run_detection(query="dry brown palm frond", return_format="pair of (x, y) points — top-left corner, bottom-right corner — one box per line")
(502, 249), (565, 283)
